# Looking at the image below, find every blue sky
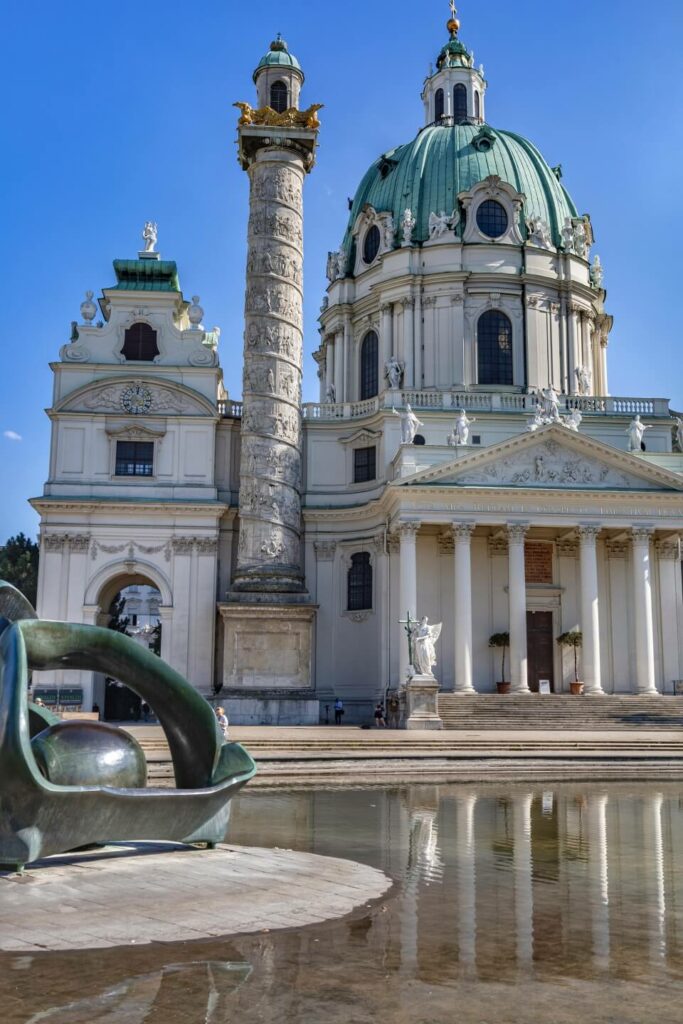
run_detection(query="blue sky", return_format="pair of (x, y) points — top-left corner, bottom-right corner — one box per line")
(1, 0), (682, 540)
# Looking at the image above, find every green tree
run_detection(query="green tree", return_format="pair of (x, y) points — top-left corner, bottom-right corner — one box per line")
(107, 592), (130, 634)
(0, 533), (39, 607)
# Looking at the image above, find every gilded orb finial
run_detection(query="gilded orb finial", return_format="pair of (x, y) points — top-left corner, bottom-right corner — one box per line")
(448, 0), (460, 35)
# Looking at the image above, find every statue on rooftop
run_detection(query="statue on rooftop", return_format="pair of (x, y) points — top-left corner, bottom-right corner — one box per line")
(142, 221), (158, 253)
(393, 403), (423, 445)
(627, 415), (652, 452)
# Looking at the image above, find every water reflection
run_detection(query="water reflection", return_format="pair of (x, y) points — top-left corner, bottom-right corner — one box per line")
(2, 784), (683, 1024)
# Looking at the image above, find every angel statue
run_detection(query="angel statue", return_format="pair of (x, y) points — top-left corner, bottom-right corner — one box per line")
(142, 221), (158, 253)
(414, 617), (442, 678)
(428, 210), (457, 240)
(385, 356), (403, 390)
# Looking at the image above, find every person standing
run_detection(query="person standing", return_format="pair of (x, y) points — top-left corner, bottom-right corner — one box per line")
(215, 706), (229, 739)
(374, 703), (386, 728)
(334, 697), (344, 725)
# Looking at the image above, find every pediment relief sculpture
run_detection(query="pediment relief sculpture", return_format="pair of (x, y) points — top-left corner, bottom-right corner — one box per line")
(455, 440), (661, 491)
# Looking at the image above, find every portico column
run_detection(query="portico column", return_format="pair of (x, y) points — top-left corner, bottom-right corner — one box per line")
(333, 329), (343, 402)
(452, 522), (476, 693)
(657, 538), (682, 692)
(399, 521), (420, 683)
(507, 524), (530, 693)
(578, 525), (604, 694)
(402, 297), (415, 387)
(381, 302), (394, 379)
(632, 527), (657, 694)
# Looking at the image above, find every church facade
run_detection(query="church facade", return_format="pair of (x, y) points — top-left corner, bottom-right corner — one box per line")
(32, 13), (683, 723)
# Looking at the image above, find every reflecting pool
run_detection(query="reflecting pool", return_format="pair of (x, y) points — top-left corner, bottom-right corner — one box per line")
(2, 783), (683, 1023)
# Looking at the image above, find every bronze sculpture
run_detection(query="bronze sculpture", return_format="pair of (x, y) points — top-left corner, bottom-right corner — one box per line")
(0, 582), (256, 872)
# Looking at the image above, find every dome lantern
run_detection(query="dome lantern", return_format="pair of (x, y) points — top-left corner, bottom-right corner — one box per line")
(422, 2), (487, 126)
(253, 33), (305, 111)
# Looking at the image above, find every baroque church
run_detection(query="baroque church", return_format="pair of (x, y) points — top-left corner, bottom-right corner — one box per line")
(32, 9), (683, 723)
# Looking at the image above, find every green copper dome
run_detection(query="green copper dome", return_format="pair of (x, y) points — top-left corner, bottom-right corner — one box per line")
(254, 34), (303, 81)
(342, 122), (578, 267)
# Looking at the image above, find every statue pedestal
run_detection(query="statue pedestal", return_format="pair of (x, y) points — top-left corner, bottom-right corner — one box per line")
(404, 674), (443, 731)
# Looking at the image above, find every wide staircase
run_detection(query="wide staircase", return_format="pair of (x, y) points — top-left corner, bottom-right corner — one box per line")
(438, 694), (683, 731)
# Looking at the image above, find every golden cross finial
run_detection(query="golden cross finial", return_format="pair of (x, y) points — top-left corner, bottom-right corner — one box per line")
(450, 0), (457, 17)
(447, 0), (460, 36)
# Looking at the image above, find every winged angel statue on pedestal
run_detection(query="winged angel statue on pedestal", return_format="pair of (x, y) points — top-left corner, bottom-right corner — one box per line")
(413, 617), (442, 677)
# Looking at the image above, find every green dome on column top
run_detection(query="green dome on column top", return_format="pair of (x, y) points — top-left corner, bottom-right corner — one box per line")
(253, 34), (303, 82)
(341, 122), (578, 267)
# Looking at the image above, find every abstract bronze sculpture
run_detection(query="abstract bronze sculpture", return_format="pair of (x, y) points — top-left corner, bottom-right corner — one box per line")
(0, 582), (256, 872)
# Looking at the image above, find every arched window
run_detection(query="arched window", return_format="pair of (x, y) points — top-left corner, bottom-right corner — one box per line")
(122, 322), (159, 362)
(270, 80), (288, 113)
(434, 88), (445, 121)
(348, 552), (372, 611)
(363, 225), (381, 265)
(477, 311), (513, 386)
(474, 90), (481, 120)
(453, 84), (468, 122)
(360, 331), (379, 400)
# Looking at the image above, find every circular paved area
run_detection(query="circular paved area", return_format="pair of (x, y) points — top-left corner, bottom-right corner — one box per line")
(0, 843), (392, 952)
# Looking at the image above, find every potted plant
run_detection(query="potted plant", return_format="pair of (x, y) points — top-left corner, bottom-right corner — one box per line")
(489, 633), (511, 694)
(557, 631), (584, 695)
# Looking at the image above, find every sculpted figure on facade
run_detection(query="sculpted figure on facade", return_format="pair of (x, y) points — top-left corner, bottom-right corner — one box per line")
(413, 617), (442, 677)
(325, 383), (336, 403)
(526, 216), (552, 249)
(384, 356), (403, 390)
(626, 415), (652, 452)
(401, 208), (416, 246)
(590, 255), (604, 289)
(526, 404), (546, 432)
(575, 365), (592, 396)
(142, 221), (158, 253)
(573, 218), (588, 258)
(428, 209), (457, 240)
(537, 386), (561, 423)
(673, 417), (683, 453)
(561, 217), (575, 253)
(451, 409), (476, 446)
(562, 408), (583, 432)
(393, 403), (423, 444)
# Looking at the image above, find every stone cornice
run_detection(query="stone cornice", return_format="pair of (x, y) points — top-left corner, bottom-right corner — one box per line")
(30, 497), (228, 518)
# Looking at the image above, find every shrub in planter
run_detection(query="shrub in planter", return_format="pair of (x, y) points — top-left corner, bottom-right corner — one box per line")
(556, 630), (584, 695)
(488, 633), (511, 694)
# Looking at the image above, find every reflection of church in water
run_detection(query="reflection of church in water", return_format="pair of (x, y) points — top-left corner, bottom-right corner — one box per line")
(32, 8), (683, 721)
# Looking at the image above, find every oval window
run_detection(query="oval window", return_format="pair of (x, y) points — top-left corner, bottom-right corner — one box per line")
(363, 225), (381, 265)
(476, 199), (508, 238)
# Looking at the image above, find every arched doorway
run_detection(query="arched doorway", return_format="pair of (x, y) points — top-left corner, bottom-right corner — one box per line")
(92, 572), (164, 722)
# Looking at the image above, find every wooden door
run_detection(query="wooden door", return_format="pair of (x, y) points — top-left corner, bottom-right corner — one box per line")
(527, 611), (555, 693)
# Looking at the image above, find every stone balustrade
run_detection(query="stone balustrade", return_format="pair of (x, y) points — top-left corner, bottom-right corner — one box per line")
(219, 392), (670, 421)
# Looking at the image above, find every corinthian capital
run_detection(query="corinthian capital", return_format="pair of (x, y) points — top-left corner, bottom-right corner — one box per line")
(577, 525), (602, 544)
(506, 523), (530, 544)
(632, 526), (655, 545)
(451, 522), (476, 542)
(399, 521), (421, 539)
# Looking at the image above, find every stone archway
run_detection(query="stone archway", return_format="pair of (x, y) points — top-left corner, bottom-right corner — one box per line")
(86, 564), (172, 722)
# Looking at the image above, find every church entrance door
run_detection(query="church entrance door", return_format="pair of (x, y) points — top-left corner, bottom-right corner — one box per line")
(526, 611), (555, 693)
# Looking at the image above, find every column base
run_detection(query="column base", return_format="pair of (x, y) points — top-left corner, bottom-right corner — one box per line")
(404, 675), (443, 731)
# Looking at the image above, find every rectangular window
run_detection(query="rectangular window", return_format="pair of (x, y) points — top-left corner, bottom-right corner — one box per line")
(353, 446), (376, 483)
(115, 441), (154, 477)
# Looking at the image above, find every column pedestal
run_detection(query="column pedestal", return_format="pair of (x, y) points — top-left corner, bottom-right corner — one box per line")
(218, 603), (318, 725)
(405, 674), (443, 730)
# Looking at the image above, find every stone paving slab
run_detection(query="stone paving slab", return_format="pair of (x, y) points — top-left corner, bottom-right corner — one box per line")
(0, 842), (391, 953)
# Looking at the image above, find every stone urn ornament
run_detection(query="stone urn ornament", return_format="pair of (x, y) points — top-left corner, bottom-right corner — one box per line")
(188, 296), (205, 331)
(80, 290), (97, 324)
